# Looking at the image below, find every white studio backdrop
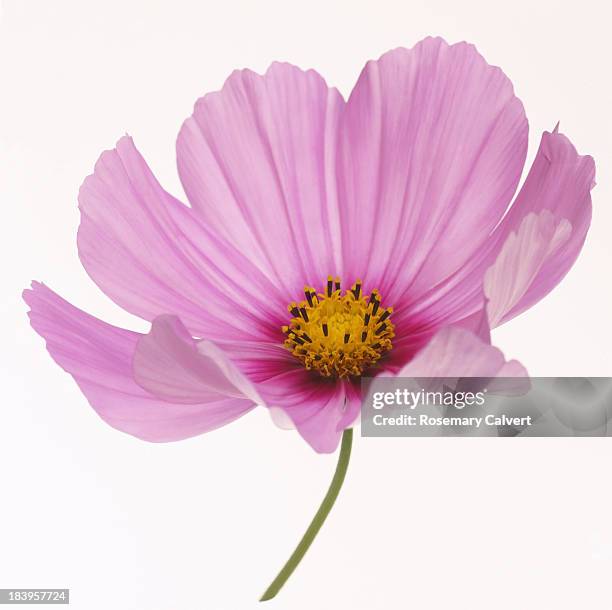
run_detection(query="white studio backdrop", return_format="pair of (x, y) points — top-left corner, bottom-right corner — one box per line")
(1, 1), (611, 609)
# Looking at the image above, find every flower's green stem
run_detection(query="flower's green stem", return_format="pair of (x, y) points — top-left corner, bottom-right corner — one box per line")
(259, 428), (353, 602)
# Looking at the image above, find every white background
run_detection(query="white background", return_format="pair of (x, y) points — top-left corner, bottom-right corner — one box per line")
(1, 1), (611, 608)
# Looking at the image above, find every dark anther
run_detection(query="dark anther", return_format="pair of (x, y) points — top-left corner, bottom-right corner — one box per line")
(378, 309), (391, 322)
(375, 323), (387, 335)
(343, 333), (350, 344)
(322, 323), (329, 337)
(299, 307), (309, 322)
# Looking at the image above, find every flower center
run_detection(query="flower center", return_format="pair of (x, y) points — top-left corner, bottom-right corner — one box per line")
(283, 277), (395, 378)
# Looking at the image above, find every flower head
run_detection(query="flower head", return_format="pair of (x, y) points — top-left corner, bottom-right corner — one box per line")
(24, 37), (595, 453)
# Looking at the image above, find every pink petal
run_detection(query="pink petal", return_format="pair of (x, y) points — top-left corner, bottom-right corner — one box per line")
(133, 314), (262, 405)
(484, 130), (595, 324)
(395, 128), (595, 329)
(78, 136), (287, 342)
(485, 211), (571, 326)
(338, 37), (528, 306)
(257, 369), (353, 453)
(397, 325), (527, 378)
(23, 283), (256, 442)
(215, 339), (295, 384)
(377, 285), (491, 375)
(177, 62), (344, 295)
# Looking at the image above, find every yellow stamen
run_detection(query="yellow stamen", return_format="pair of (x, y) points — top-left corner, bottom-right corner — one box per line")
(283, 277), (395, 378)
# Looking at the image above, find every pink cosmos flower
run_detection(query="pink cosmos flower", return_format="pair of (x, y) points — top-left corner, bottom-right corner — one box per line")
(24, 37), (595, 599)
